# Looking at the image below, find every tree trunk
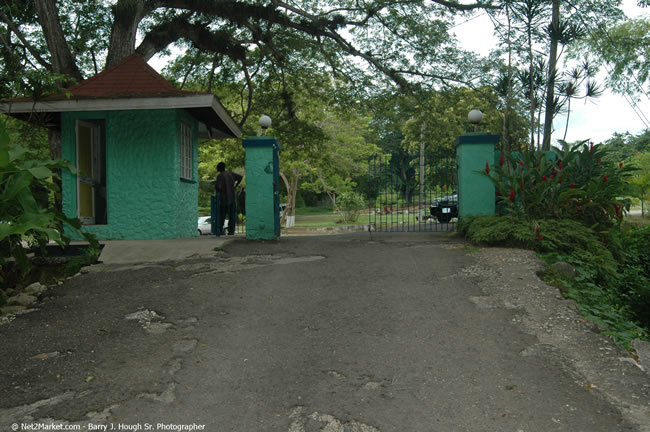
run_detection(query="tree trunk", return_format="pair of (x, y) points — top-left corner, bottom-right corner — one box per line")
(207, 54), (219, 93)
(503, 3), (513, 153)
(537, 101), (543, 150)
(34, 0), (78, 213)
(35, 0), (82, 81)
(106, 0), (146, 67)
(280, 171), (299, 228)
(528, 22), (535, 151)
(563, 97), (571, 141)
(542, 0), (560, 151)
(288, 175), (298, 228)
(316, 172), (337, 208)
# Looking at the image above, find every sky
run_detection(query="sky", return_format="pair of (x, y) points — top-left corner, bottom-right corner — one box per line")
(453, 0), (650, 144)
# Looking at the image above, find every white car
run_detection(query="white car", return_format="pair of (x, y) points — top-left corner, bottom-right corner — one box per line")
(197, 216), (213, 235)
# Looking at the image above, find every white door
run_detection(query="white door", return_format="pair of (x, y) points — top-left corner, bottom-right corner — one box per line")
(76, 121), (100, 225)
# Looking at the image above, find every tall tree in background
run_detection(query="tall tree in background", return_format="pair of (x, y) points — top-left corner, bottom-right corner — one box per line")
(540, 0), (559, 151)
(490, 0), (622, 150)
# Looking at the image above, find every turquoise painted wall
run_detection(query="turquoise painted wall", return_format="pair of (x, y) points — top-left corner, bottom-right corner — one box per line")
(456, 133), (500, 219)
(62, 109), (199, 240)
(243, 137), (280, 240)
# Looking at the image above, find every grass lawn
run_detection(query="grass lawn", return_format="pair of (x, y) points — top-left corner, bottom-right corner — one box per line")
(293, 206), (342, 228)
(294, 206), (334, 216)
(293, 206), (371, 228)
(295, 213), (343, 227)
(625, 214), (650, 228)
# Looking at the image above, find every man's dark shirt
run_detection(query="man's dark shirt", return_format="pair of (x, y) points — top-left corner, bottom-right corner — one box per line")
(216, 170), (243, 205)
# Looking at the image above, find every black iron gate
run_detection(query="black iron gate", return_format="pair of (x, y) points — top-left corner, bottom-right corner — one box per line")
(367, 154), (457, 232)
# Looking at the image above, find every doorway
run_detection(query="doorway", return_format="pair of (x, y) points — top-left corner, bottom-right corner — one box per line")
(76, 120), (106, 225)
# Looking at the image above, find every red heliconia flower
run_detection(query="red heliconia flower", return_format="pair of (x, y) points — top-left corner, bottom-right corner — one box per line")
(537, 234), (544, 241)
(485, 161), (490, 174)
(619, 161), (623, 168)
(542, 175), (547, 181)
(558, 161), (563, 170)
(553, 170), (558, 176)
(442, 184), (447, 189)
(570, 182), (575, 189)
(509, 190), (515, 202)
(603, 175), (608, 183)
(519, 161), (524, 167)
(499, 153), (504, 167)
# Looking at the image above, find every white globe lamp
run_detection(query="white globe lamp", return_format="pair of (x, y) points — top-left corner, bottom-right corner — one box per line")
(259, 115), (272, 134)
(468, 109), (483, 132)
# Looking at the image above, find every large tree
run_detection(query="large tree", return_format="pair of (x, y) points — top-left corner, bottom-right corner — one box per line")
(1, 1), (494, 100)
(0, 0), (501, 170)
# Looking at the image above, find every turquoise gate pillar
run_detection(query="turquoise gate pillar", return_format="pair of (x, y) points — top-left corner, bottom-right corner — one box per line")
(455, 133), (500, 219)
(243, 137), (281, 240)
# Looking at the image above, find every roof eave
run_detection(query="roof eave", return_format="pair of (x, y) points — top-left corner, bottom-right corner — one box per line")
(0, 94), (242, 139)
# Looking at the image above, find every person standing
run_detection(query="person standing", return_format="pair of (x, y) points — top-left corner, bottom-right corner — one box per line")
(215, 162), (243, 235)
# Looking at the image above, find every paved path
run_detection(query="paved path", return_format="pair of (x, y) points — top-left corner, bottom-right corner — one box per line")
(1, 233), (648, 432)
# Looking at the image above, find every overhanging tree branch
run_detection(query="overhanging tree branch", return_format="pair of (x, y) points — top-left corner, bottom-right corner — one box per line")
(137, 17), (248, 62)
(0, 9), (52, 71)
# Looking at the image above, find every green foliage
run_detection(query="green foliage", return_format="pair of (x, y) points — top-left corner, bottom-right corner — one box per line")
(457, 215), (609, 261)
(64, 245), (102, 277)
(465, 137), (648, 347)
(600, 130), (650, 213)
(399, 87), (529, 156)
(583, 17), (650, 97)
(541, 225), (650, 348)
(456, 215), (533, 246)
(615, 225), (650, 329)
(483, 140), (635, 229)
(336, 192), (365, 224)
(0, 121), (98, 283)
(602, 130), (650, 161)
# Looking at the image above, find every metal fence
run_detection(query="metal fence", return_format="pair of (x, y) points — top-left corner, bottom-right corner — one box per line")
(367, 154), (457, 233)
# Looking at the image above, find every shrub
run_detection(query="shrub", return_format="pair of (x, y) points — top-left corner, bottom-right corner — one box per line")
(337, 192), (365, 223)
(615, 225), (650, 329)
(0, 121), (98, 283)
(484, 140), (636, 229)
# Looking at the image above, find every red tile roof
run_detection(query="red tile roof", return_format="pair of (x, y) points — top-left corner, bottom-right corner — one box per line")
(67, 55), (203, 99)
(0, 55), (243, 138)
(3, 55), (204, 102)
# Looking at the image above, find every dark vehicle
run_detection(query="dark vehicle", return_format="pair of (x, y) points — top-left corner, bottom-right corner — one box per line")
(430, 194), (458, 223)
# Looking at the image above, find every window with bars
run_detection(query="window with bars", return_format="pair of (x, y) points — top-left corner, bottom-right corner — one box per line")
(180, 122), (193, 180)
